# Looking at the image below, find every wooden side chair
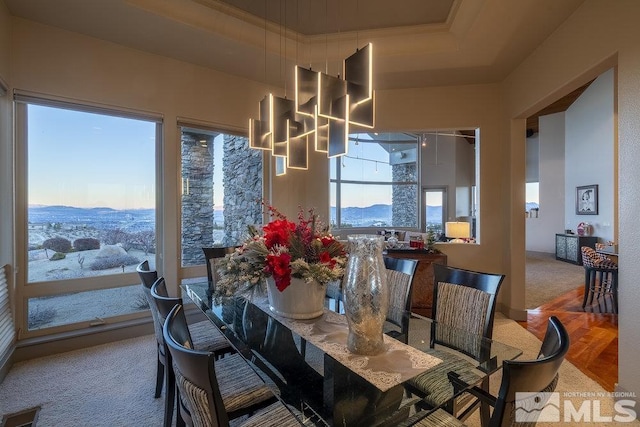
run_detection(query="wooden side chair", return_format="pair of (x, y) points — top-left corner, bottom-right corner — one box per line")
(406, 316), (570, 427)
(405, 264), (505, 425)
(163, 304), (303, 427)
(383, 256), (419, 344)
(150, 277), (235, 427)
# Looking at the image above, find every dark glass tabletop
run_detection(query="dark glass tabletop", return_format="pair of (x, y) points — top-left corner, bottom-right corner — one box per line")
(182, 281), (522, 426)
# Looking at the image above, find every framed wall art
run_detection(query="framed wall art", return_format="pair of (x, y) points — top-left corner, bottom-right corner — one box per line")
(576, 184), (598, 215)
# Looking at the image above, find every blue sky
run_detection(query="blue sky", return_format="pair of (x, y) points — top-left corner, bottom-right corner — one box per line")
(28, 105), (156, 210)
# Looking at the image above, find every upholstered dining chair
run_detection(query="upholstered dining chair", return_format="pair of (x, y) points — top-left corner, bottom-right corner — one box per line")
(581, 246), (618, 313)
(150, 277), (234, 427)
(324, 279), (343, 313)
(383, 256), (419, 344)
(136, 260), (165, 398)
(405, 264), (505, 425)
(202, 246), (238, 295)
(163, 304), (303, 427)
(405, 316), (570, 427)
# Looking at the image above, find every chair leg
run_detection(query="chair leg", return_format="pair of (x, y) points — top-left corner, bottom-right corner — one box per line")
(479, 377), (491, 427)
(582, 269), (590, 309)
(155, 352), (164, 398)
(612, 272), (618, 314)
(300, 338), (307, 359)
(176, 392), (186, 427)
(587, 272), (597, 305)
(164, 361), (175, 427)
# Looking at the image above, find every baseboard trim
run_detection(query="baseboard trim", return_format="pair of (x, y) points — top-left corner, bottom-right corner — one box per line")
(13, 318), (155, 362)
(497, 302), (527, 321)
(0, 346), (14, 385)
(11, 304), (205, 363)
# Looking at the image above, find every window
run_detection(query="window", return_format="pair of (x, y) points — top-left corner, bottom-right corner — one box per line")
(424, 188), (447, 236)
(179, 125), (262, 268)
(16, 95), (160, 334)
(331, 130), (479, 241)
(526, 182), (540, 218)
(330, 133), (418, 228)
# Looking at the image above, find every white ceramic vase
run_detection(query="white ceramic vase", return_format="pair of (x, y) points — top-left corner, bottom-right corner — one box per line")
(265, 276), (326, 319)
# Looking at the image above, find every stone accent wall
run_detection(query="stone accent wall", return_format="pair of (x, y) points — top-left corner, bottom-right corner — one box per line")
(222, 135), (263, 245)
(181, 132), (215, 265)
(392, 163), (418, 227)
(181, 133), (263, 265)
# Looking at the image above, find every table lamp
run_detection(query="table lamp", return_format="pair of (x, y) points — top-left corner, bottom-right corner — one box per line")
(445, 221), (470, 243)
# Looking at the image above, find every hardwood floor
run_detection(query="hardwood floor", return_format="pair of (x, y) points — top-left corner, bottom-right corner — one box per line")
(517, 285), (618, 391)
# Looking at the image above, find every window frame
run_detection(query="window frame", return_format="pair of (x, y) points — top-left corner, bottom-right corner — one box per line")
(14, 93), (163, 339)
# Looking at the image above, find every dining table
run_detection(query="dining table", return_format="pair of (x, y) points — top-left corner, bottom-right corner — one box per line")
(182, 281), (522, 427)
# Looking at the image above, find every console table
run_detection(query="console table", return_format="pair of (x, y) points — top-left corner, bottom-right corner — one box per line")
(555, 233), (597, 265)
(384, 249), (447, 317)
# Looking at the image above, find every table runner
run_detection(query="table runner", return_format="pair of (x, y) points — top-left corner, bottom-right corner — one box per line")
(252, 296), (442, 392)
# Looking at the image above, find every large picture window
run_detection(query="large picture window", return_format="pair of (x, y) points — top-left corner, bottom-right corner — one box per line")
(16, 96), (160, 333)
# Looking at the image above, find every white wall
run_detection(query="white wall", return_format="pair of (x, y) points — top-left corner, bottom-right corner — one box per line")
(564, 68), (615, 242)
(417, 133), (476, 224)
(525, 134), (539, 182)
(526, 113), (566, 253)
(455, 138), (474, 218)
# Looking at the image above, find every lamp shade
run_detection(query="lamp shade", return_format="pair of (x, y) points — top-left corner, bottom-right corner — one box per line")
(445, 221), (470, 243)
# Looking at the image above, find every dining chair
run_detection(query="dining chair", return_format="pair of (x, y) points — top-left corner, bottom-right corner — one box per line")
(136, 260), (165, 399)
(324, 279), (343, 313)
(581, 246), (618, 313)
(151, 277), (234, 427)
(163, 304), (303, 427)
(406, 316), (570, 427)
(383, 256), (419, 344)
(405, 264), (505, 425)
(202, 246), (238, 296)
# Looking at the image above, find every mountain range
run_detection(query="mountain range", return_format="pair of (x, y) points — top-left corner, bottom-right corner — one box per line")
(29, 203), (444, 230)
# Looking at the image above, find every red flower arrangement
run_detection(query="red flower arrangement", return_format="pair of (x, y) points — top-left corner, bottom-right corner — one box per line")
(216, 203), (347, 297)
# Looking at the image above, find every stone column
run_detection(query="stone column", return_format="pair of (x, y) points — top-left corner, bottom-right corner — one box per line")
(181, 132), (216, 265)
(222, 135), (262, 245)
(392, 164), (418, 227)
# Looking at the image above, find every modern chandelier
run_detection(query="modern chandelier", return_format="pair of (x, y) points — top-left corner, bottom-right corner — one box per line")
(249, 43), (375, 175)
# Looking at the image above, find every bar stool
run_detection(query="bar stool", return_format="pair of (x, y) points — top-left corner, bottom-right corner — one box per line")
(581, 246), (618, 314)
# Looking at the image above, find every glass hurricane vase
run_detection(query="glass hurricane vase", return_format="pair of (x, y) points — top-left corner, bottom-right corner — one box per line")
(343, 234), (390, 355)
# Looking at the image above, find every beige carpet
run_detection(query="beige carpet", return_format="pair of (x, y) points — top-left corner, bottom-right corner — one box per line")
(526, 251), (584, 309)
(2, 314), (635, 426)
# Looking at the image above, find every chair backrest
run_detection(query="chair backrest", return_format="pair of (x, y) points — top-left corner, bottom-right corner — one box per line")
(163, 304), (228, 427)
(136, 261), (163, 346)
(137, 260), (158, 289)
(431, 264), (504, 357)
(151, 277), (183, 337)
(202, 247), (237, 292)
(383, 257), (418, 343)
(491, 316), (570, 427)
(581, 246), (617, 270)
